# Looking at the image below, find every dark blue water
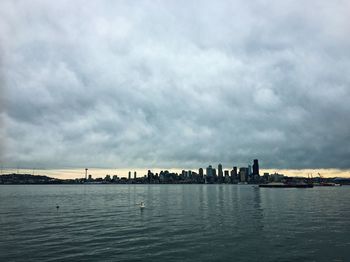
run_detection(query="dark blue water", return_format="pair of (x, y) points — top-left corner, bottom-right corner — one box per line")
(1, 185), (349, 261)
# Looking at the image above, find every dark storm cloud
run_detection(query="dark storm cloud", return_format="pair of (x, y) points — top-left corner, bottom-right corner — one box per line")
(1, 0), (350, 169)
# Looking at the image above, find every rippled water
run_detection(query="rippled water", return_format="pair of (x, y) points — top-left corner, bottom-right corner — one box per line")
(1, 185), (350, 261)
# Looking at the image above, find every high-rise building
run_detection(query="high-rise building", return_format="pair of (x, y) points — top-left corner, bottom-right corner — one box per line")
(231, 166), (238, 180)
(206, 165), (213, 177)
(128, 171), (131, 180)
(248, 165), (253, 182)
(230, 169), (235, 179)
(253, 159), (259, 176)
(224, 170), (230, 183)
(233, 166), (238, 176)
(199, 168), (203, 178)
(218, 164), (223, 180)
(188, 170), (192, 179)
(147, 170), (153, 182)
(134, 171), (137, 180)
(239, 167), (249, 182)
(206, 165), (214, 183)
(224, 170), (229, 177)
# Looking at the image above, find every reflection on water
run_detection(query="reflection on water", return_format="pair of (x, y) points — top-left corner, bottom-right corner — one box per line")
(0, 185), (350, 262)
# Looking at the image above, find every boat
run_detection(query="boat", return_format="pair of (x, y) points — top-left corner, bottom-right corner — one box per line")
(140, 202), (145, 209)
(317, 182), (341, 187)
(259, 182), (313, 188)
(315, 173), (341, 186)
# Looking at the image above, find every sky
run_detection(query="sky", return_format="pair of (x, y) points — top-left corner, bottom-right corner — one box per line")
(1, 0), (350, 177)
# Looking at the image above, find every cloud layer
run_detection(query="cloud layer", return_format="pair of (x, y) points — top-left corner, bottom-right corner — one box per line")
(1, 0), (350, 169)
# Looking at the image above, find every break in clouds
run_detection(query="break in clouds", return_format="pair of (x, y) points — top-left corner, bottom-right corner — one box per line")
(1, 0), (350, 169)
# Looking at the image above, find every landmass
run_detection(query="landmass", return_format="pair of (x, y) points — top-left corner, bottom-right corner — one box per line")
(1, 173), (349, 185)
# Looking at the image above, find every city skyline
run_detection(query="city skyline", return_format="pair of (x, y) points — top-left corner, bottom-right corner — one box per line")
(2, 167), (350, 180)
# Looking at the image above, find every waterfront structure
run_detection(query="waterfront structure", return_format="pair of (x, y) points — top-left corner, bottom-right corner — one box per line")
(263, 172), (269, 181)
(270, 173), (284, 182)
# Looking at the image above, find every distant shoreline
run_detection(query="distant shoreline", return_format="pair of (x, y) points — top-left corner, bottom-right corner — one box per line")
(1, 173), (350, 185)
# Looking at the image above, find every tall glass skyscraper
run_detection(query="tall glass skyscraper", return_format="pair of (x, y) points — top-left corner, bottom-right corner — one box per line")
(253, 159), (259, 176)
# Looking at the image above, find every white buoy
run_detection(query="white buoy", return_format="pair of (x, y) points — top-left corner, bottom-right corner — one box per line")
(140, 202), (145, 209)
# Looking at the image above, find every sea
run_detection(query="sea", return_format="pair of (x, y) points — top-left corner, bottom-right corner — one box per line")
(0, 184), (349, 262)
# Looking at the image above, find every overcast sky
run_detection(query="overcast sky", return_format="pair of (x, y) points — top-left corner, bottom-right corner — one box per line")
(1, 0), (350, 170)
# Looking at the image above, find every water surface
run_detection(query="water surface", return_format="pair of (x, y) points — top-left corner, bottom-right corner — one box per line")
(1, 185), (349, 261)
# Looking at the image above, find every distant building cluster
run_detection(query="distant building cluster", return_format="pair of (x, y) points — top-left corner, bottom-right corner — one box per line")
(83, 159), (281, 184)
(146, 159), (263, 184)
(1, 164), (350, 185)
(4, 159), (348, 186)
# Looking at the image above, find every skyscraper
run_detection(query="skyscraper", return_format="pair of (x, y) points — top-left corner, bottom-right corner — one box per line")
(218, 164), (223, 182)
(233, 166), (237, 175)
(134, 171), (137, 180)
(199, 168), (203, 177)
(230, 169), (235, 180)
(224, 170), (229, 178)
(232, 166), (238, 181)
(248, 165), (253, 182)
(253, 159), (259, 176)
(224, 170), (230, 183)
(206, 165), (213, 177)
(239, 167), (249, 182)
(248, 165), (252, 177)
(128, 171), (131, 180)
(206, 165), (214, 183)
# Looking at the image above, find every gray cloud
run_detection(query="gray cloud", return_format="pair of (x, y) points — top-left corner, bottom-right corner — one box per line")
(1, 0), (350, 169)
